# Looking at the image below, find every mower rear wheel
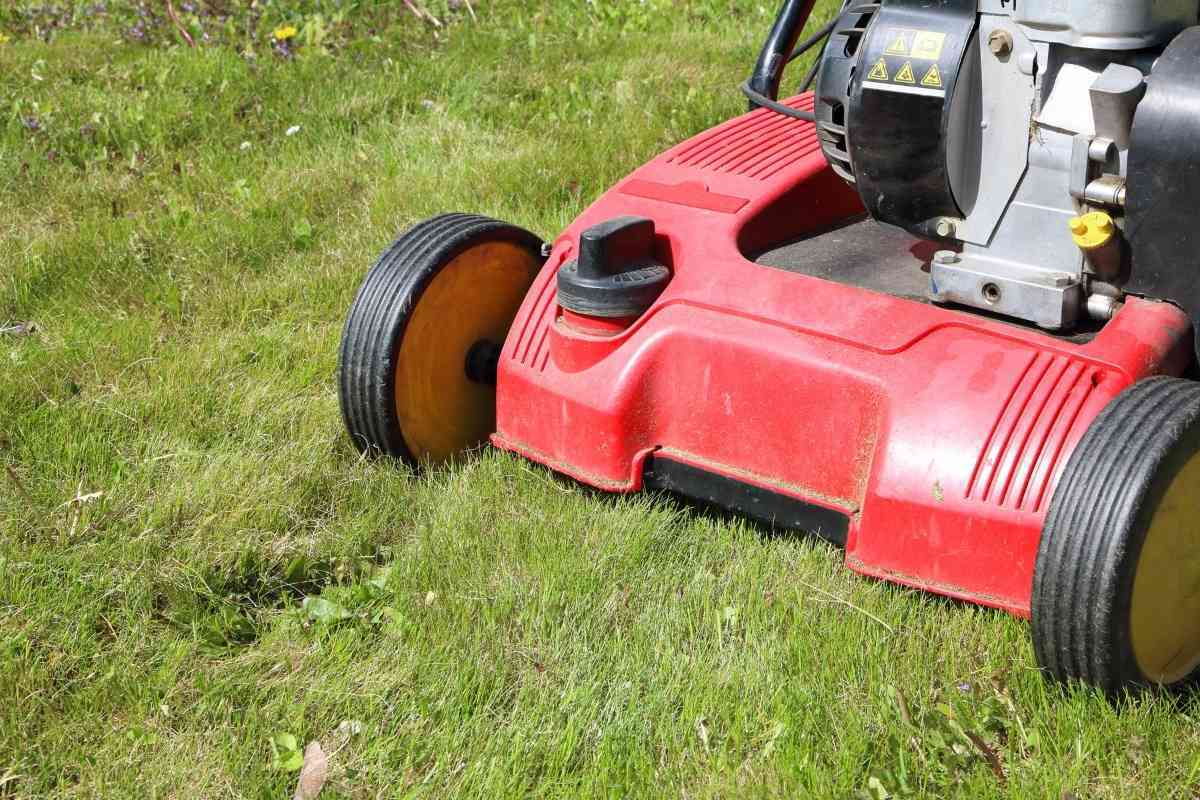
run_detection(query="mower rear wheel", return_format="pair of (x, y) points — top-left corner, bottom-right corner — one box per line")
(1033, 376), (1200, 694)
(337, 214), (543, 465)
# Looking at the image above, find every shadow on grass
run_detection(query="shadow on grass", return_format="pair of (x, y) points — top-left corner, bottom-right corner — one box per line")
(498, 451), (1028, 625)
(156, 547), (388, 649)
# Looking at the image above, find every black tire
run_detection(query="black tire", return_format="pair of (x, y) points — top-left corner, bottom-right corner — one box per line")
(1032, 376), (1200, 694)
(337, 213), (543, 464)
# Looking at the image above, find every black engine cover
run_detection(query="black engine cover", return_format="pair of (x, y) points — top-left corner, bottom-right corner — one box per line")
(817, 0), (978, 240)
(1127, 26), (1200, 358)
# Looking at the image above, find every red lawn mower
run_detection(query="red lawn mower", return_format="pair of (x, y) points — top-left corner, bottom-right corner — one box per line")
(337, 0), (1200, 694)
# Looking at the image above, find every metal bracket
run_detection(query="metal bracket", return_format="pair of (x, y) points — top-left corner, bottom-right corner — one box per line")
(930, 251), (1083, 330)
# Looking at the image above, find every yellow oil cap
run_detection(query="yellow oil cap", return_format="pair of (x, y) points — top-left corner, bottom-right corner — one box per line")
(1069, 211), (1116, 250)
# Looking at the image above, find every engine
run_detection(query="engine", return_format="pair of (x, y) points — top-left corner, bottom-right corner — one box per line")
(814, 0), (1200, 335)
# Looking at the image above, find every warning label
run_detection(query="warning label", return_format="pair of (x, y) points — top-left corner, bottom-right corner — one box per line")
(884, 29), (914, 56)
(864, 28), (950, 94)
(911, 30), (947, 61)
(881, 28), (946, 60)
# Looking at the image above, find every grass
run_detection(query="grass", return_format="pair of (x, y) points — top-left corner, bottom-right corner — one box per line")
(2, 1), (1200, 797)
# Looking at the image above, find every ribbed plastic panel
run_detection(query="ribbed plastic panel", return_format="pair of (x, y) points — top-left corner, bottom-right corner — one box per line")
(967, 352), (1102, 512)
(510, 277), (556, 372)
(666, 96), (821, 180)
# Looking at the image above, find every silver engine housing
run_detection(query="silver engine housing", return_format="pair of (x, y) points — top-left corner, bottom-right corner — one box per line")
(820, 0), (1200, 330)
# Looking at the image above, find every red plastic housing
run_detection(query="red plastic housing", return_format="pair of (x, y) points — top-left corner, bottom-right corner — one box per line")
(492, 95), (1192, 616)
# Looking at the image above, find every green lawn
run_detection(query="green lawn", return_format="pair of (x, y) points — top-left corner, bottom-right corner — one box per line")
(3, 2), (1199, 797)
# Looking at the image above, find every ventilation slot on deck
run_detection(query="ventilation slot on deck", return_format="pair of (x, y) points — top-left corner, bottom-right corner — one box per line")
(967, 353), (1102, 513)
(666, 96), (822, 180)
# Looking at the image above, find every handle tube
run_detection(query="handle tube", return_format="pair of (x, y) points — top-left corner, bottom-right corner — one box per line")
(747, 0), (819, 101)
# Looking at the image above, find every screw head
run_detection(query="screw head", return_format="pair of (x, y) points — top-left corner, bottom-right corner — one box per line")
(988, 29), (1014, 57)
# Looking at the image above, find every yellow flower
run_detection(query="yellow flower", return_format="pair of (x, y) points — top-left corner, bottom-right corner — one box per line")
(273, 25), (298, 41)
(0, 32), (10, 45)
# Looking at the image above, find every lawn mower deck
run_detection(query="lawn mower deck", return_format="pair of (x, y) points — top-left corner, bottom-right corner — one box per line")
(489, 95), (1192, 617)
(338, 3), (1200, 693)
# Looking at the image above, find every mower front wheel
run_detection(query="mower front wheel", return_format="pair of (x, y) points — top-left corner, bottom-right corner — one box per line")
(1033, 376), (1200, 694)
(337, 214), (543, 465)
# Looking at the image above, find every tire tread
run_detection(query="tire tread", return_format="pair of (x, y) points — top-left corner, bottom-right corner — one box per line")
(337, 214), (542, 461)
(1033, 376), (1200, 693)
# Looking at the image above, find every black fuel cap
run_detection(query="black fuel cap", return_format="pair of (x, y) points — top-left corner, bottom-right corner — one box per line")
(557, 216), (670, 318)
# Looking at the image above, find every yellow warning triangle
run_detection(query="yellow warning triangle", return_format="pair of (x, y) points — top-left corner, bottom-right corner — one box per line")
(884, 32), (909, 56)
(895, 61), (916, 84)
(921, 63), (943, 88)
(868, 59), (889, 82)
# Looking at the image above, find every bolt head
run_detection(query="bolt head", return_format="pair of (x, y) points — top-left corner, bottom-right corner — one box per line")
(935, 219), (957, 238)
(933, 250), (960, 266)
(988, 29), (1013, 57)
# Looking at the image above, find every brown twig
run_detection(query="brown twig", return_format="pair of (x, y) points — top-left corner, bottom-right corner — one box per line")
(796, 579), (896, 634)
(965, 730), (1007, 784)
(5, 464), (33, 506)
(403, 0), (442, 27)
(165, 0), (196, 47)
